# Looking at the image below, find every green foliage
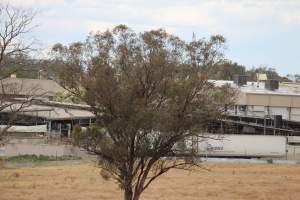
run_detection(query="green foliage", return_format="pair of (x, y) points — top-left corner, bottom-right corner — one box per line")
(51, 24), (236, 200)
(267, 159), (274, 164)
(245, 66), (282, 81)
(3, 154), (81, 163)
(286, 74), (300, 82)
(209, 61), (246, 80)
(53, 91), (82, 104)
(71, 125), (85, 146)
(208, 61), (288, 82)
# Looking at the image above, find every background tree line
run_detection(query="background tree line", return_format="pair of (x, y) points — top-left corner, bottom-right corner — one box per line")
(206, 61), (290, 82)
(5, 55), (294, 83)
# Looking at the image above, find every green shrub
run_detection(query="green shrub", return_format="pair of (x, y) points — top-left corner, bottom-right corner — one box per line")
(71, 125), (85, 146)
(4, 154), (81, 163)
(267, 159), (273, 164)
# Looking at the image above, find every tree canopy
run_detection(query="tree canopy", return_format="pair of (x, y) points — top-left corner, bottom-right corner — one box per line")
(51, 25), (236, 200)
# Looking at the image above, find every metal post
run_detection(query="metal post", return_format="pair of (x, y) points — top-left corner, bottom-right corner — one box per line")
(221, 121), (224, 134)
(48, 121), (52, 135)
(264, 116), (266, 135)
(59, 123), (62, 135)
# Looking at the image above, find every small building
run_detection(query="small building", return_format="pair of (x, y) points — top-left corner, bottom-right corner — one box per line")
(0, 75), (65, 101)
(0, 75), (95, 137)
(0, 100), (95, 137)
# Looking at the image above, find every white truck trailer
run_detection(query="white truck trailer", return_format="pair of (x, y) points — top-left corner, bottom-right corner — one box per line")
(186, 134), (287, 158)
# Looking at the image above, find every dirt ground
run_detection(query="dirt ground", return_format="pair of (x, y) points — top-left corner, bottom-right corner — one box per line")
(0, 162), (300, 200)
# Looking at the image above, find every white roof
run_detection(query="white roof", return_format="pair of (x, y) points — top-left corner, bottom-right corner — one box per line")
(209, 80), (300, 96)
(1, 103), (94, 120)
(0, 125), (47, 133)
(34, 107), (94, 120)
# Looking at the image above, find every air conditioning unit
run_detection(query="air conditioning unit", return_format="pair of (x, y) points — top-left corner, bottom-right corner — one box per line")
(265, 79), (279, 91)
(233, 75), (247, 86)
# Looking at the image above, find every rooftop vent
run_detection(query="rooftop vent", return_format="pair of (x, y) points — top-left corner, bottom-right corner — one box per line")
(233, 75), (247, 86)
(265, 79), (279, 91)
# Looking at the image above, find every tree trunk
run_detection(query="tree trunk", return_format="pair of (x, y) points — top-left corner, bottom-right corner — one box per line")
(124, 188), (133, 200)
(0, 142), (3, 169)
(124, 187), (142, 200)
(132, 191), (141, 200)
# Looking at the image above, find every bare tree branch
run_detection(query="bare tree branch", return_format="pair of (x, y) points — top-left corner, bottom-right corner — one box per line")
(0, 4), (36, 145)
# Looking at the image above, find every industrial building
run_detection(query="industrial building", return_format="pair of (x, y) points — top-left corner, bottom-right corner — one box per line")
(1, 74), (300, 159)
(209, 75), (300, 145)
(0, 100), (95, 137)
(2, 74), (300, 140)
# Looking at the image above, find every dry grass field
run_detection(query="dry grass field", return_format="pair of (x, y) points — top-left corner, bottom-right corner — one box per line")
(0, 162), (300, 200)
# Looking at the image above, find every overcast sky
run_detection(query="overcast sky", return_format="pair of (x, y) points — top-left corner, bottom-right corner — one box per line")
(4, 0), (300, 75)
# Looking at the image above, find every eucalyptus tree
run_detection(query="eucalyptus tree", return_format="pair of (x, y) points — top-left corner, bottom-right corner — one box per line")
(52, 25), (235, 200)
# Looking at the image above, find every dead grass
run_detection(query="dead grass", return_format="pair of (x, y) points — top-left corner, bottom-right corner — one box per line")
(0, 162), (300, 200)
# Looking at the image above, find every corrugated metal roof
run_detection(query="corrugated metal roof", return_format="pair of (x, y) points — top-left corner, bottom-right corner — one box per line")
(1, 103), (94, 120)
(0, 78), (65, 97)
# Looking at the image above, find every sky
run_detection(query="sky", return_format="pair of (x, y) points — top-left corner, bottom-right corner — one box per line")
(3, 0), (300, 75)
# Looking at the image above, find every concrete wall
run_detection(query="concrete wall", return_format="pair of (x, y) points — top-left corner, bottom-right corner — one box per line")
(287, 145), (300, 160)
(234, 92), (300, 121)
(238, 93), (300, 107)
(0, 138), (95, 161)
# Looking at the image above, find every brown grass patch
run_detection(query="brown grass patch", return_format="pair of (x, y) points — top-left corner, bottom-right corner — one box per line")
(0, 163), (300, 200)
